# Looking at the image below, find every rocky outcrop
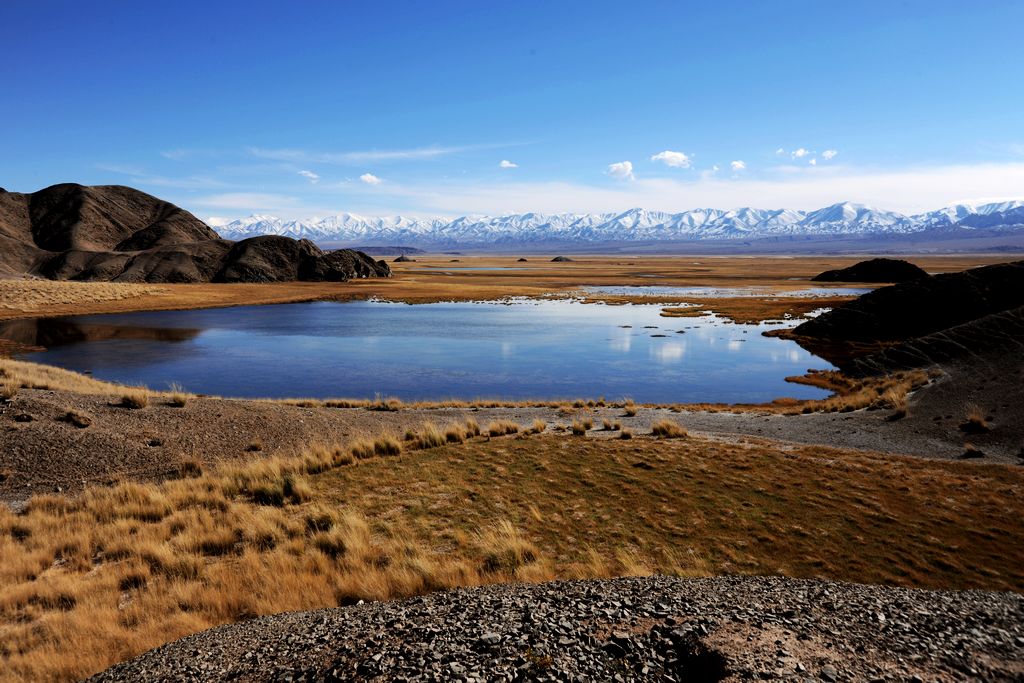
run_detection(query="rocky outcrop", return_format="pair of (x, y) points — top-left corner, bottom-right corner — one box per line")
(215, 237), (389, 283)
(0, 184), (390, 283)
(811, 257), (929, 283)
(551, 255), (573, 262)
(792, 260), (1024, 343)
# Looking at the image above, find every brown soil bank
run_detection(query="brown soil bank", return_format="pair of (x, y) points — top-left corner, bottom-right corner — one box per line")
(0, 184), (390, 283)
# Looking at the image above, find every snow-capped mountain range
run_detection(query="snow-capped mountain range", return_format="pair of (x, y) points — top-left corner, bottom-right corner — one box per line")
(210, 200), (1024, 246)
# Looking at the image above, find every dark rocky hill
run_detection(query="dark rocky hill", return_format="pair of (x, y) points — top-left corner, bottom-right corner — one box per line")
(792, 260), (1024, 344)
(0, 184), (390, 282)
(811, 257), (929, 283)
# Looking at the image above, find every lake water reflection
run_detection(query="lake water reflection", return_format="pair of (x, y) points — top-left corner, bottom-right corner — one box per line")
(6, 299), (835, 403)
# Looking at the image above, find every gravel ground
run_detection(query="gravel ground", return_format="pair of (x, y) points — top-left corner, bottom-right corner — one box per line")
(91, 575), (1024, 682)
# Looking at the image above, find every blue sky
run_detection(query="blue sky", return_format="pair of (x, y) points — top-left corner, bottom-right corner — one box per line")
(3, 0), (1023, 219)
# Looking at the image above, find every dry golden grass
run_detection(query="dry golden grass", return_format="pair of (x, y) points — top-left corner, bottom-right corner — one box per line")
(659, 296), (856, 325)
(651, 419), (688, 438)
(0, 419), (538, 682)
(167, 383), (188, 408)
(412, 422), (446, 449)
(487, 420), (520, 437)
(311, 432), (1024, 594)
(0, 280), (165, 314)
(4, 423), (1019, 679)
(961, 403), (991, 434)
(0, 257), (1002, 336)
(0, 358), (130, 395)
(0, 380), (18, 401)
(119, 388), (150, 410)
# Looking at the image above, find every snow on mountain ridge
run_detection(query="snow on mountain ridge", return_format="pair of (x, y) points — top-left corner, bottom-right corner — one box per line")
(211, 200), (1024, 244)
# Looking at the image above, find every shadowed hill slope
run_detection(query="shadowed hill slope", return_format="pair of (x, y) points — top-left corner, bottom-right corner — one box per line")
(0, 184), (390, 282)
(848, 305), (1024, 376)
(793, 260), (1024, 343)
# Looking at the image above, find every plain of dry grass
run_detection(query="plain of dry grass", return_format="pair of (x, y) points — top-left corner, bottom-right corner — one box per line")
(3, 425), (1021, 681)
(0, 418), (522, 682)
(0, 256), (1000, 327)
(0, 280), (165, 314)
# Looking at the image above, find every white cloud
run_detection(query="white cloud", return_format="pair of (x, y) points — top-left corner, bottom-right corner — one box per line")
(775, 148), (786, 156)
(791, 148), (810, 159)
(499, 159), (518, 169)
(808, 158), (817, 166)
(712, 164), (720, 172)
(358, 162), (1024, 216)
(822, 149), (838, 160)
(298, 170), (320, 184)
(360, 173), (383, 185)
(650, 150), (692, 169)
(730, 160), (746, 171)
(247, 143), (511, 165)
(607, 160), (635, 180)
(191, 192), (300, 211)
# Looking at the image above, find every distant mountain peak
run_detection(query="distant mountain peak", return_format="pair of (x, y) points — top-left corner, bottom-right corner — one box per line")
(212, 200), (1024, 246)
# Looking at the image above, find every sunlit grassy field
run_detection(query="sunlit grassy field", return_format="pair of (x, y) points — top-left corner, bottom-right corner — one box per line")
(2, 424), (1021, 681)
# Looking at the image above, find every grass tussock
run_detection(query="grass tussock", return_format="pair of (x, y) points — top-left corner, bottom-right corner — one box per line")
(623, 401), (638, 417)
(486, 420), (520, 437)
(651, 419), (687, 438)
(619, 427), (633, 439)
(58, 410), (92, 429)
(529, 419), (546, 434)
(368, 395), (403, 412)
(881, 387), (908, 419)
(960, 403), (991, 434)
(119, 388), (149, 410)
(413, 422), (446, 449)
(167, 383), (189, 408)
(1, 380), (18, 401)
(373, 434), (403, 457)
(444, 424), (466, 444)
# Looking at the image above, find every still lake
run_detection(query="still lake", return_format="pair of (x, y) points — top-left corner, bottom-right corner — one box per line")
(5, 299), (834, 403)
